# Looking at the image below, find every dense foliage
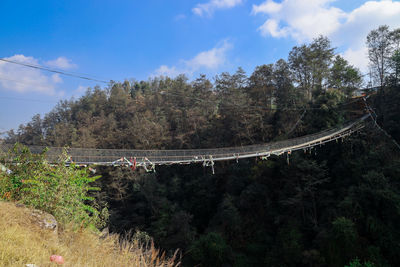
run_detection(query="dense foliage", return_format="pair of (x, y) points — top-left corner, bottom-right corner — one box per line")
(3, 26), (400, 266)
(0, 144), (106, 228)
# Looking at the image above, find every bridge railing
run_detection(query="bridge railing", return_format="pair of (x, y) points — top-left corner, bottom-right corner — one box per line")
(0, 115), (370, 166)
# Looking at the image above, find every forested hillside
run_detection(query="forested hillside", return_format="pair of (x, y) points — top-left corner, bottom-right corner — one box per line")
(7, 35), (364, 149)
(5, 26), (400, 267)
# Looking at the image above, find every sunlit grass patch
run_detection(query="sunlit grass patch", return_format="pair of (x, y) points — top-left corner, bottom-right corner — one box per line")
(0, 201), (179, 267)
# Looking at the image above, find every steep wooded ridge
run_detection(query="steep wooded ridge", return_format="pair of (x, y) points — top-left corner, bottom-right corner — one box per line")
(4, 27), (400, 267)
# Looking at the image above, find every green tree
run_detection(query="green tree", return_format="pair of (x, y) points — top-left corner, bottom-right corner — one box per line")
(188, 232), (232, 267)
(248, 64), (275, 109)
(274, 59), (296, 109)
(389, 49), (400, 86)
(328, 55), (362, 97)
(366, 25), (394, 89)
(327, 217), (359, 267)
(289, 36), (334, 101)
(215, 68), (254, 145)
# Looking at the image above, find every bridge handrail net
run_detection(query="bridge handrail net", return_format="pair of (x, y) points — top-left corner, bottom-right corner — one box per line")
(0, 115), (370, 165)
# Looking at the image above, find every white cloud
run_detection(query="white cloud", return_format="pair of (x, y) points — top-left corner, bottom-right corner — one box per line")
(174, 14), (187, 21)
(52, 73), (62, 84)
(45, 56), (77, 70)
(341, 46), (369, 73)
(252, 0), (282, 14)
(258, 19), (289, 37)
(155, 41), (232, 77)
(252, 0), (345, 42)
(186, 42), (232, 69)
(252, 0), (400, 71)
(155, 65), (182, 77)
(193, 0), (242, 17)
(0, 55), (60, 95)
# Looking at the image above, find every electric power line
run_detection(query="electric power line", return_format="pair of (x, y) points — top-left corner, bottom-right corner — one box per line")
(0, 58), (109, 84)
(0, 96), (59, 104)
(0, 57), (368, 112)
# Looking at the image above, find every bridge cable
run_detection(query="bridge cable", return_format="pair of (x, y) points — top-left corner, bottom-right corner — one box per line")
(362, 97), (400, 150)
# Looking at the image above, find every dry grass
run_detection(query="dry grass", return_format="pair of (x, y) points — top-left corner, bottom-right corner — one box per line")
(0, 200), (179, 267)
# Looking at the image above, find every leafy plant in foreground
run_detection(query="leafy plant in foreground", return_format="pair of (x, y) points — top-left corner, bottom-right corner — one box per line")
(0, 143), (107, 228)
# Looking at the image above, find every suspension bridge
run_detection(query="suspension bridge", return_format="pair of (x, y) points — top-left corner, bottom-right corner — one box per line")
(0, 114), (370, 173)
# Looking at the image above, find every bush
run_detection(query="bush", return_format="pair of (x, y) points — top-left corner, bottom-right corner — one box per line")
(0, 143), (107, 228)
(345, 258), (376, 267)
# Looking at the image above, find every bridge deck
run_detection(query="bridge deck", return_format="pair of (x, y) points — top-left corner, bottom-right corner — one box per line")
(0, 115), (370, 167)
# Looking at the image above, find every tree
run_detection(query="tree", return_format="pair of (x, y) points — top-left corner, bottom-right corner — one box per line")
(187, 232), (232, 267)
(289, 44), (313, 101)
(389, 28), (400, 85)
(328, 217), (359, 267)
(309, 36), (335, 95)
(248, 64), (275, 109)
(289, 36), (334, 101)
(328, 55), (362, 97)
(190, 74), (217, 147)
(209, 194), (241, 243)
(273, 59), (296, 109)
(366, 25), (393, 89)
(215, 68), (254, 145)
(390, 50), (400, 86)
(390, 28), (400, 48)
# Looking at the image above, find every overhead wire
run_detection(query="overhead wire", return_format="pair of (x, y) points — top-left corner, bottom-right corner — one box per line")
(0, 58), (106, 79)
(0, 57), (368, 112)
(0, 58), (109, 84)
(0, 96), (58, 104)
(0, 55), (370, 107)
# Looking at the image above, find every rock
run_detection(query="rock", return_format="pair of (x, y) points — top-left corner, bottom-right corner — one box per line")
(12, 203), (59, 241)
(100, 227), (109, 239)
(15, 203), (26, 208)
(13, 203), (57, 232)
(30, 209), (58, 235)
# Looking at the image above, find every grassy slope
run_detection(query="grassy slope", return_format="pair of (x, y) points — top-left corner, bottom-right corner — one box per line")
(0, 201), (178, 267)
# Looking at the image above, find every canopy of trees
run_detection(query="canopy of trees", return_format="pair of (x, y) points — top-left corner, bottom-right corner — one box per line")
(7, 35), (363, 149)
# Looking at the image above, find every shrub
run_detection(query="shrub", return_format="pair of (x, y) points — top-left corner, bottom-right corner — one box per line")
(345, 258), (376, 267)
(0, 143), (107, 228)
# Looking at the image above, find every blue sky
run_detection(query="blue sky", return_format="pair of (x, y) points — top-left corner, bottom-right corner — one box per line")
(1, 0), (400, 133)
